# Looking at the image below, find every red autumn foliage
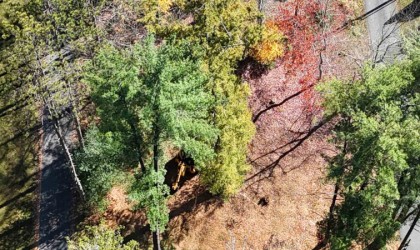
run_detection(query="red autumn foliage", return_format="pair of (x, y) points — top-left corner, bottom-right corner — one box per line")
(276, 1), (320, 85)
(274, 0), (349, 106)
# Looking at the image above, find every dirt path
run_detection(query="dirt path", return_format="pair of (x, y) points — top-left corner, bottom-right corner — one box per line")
(38, 109), (78, 250)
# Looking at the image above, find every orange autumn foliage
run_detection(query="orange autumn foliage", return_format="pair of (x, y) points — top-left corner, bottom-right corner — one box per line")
(273, 0), (348, 105)
(251, 21), (285, 65)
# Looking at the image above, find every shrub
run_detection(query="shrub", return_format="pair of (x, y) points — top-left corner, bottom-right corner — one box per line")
(251, 21), (286, 65)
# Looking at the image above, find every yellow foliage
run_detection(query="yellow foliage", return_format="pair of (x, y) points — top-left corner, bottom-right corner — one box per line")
(251, 21), (285, 65)
(202, 80), (255, 198)
(157, 0), (172, 13)
(137, 0), (259, 198)
(135, 0), (174, 32)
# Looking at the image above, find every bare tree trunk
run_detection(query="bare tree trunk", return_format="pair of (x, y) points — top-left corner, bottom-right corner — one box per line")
(151, 124), (162, 250)
(44, 96), (85, 199)
(399, 205), (420, 250)
(129, 121), (146, 173)
(73, 106), (85, 149)
(257, 0), (264, 24)
(395, 169), (417, 223)
(313, 138), (346, 250)
(326, 183), (339, 238)
(50, 112), (85, 199)
(65, 82), (85, 149)
(153, 228), (161, 250)
(31, 25), (85, 200)
(120, 93), (146, 173)
(153, 127), (160, 172)
(312, 182), (339, 250)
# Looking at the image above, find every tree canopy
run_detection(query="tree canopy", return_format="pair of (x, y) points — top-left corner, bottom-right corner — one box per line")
(318, 44), (420, 249)
(80, 36), (219, 239)
(67, 223), (139, 250)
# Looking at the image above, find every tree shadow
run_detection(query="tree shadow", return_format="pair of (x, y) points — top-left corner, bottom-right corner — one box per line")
(235, 56), (271, 80)
(0, 123), (39, 249)
(252, 84), (314, 123)
(0, 123), (42, 148)
(123, 189), (221, 248)
(37, 113), (82, 250)
(246, 117), (331, 186)
(168, 190), (217, 218)
(0, 184), (37, 209)
(385, 0), (420, 25)
(0, 216), (38, 250)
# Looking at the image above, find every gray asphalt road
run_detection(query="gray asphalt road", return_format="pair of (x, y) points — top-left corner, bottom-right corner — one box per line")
(38, 109), (77, 250)
(400, 208), (420, 250)
(364, 1), (418, 249)
(365, 0), (402, 63)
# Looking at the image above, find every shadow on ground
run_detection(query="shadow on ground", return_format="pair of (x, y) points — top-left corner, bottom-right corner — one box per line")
(0, 110), (40, 249)
(385, 0), (420, 24)
(122, 181), (221, 248)
(38, 114), (80, 250)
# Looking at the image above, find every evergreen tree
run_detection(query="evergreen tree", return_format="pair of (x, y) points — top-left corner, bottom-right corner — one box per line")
(0, 0), (103, 199)
(83, 36), (219, 249)
(318, 46), (420, 249)
(75, 128), (131, 208)
(134, 0), (261, 197)
(67, 223), (139, 250)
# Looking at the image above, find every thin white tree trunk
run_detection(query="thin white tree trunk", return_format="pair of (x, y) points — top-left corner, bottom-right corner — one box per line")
(51, 114), (85, 199)
(45, 97), (85, 199)
(153, 229), (161, 250)
(33, 40), (85, 200)
(67, 84), (85, 149)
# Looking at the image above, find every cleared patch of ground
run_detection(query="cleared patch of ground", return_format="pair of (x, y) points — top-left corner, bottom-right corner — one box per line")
(82, 1), (401, 249)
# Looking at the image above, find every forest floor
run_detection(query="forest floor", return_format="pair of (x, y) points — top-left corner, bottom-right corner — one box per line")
(95, 1), (383, 249)
(0, 98), (40, 249)
(164, 1), (371, 248)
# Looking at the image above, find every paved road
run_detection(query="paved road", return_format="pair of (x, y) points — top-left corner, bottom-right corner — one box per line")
(38, 109), (77, 250)
(365, 0), (402, 63)
(364, 1), (418, 249)
(400, 207), (420, 250)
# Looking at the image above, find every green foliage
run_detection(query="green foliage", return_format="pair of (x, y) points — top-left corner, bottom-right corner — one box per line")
(134, 0), (261, 197)
(0, 0), (102, 116)
(0, 0), (101, 247)
(319, 46), (420, 248)
(202, 82), (255, 198)
(75, 128), (133, 208)
(85, 36), (219, 169)
(130, 168), (170, 232)
(84, 35), (219, 231)
(119, 1), (260, 199)
(67, 223), (139, 250)
(84, 43), (149, 167)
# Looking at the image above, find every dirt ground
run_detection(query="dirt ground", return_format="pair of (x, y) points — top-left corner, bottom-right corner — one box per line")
(98, 1), (397, 249)
(162, 1), (373, 249)
(165, 65), (335, 250)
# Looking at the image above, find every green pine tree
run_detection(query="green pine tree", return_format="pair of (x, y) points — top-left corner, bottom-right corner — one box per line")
(134, 0), (261, 197)
(83, 36), (219, 249)
(318, 41), (420, 249)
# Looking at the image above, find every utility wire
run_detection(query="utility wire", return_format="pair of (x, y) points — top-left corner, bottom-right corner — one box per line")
(336, 0), (397, 32)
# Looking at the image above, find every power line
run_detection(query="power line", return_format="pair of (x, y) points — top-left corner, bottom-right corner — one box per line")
(336, 0), (397, 32)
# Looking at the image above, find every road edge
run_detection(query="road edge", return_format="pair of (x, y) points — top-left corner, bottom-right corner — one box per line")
(33, 109), (44, 250)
